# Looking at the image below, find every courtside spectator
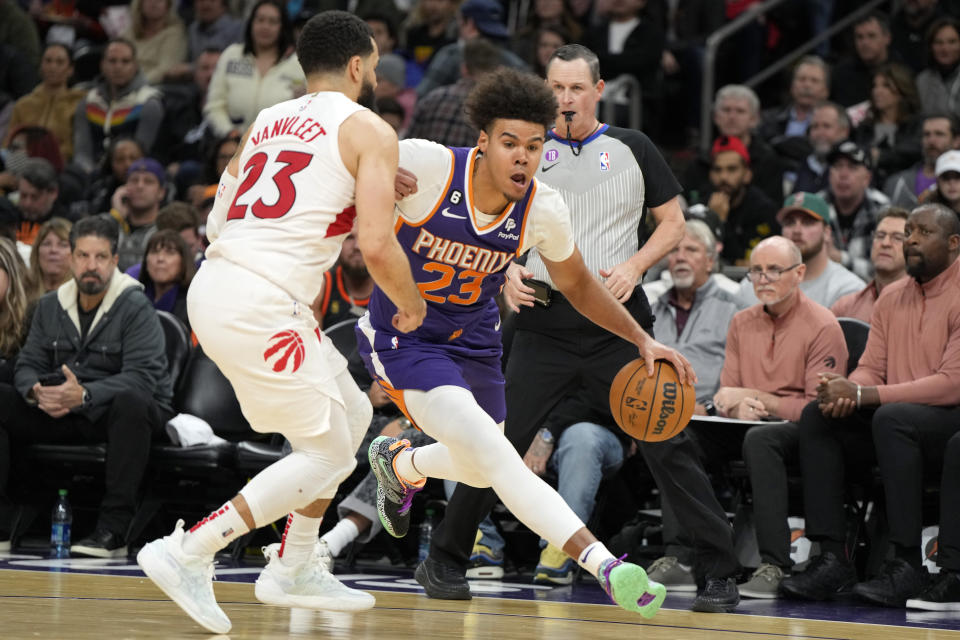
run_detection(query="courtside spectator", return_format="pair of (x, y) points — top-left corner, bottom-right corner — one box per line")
(831, 207), (908, 323)
(820, 141), (890, 280)
(15, 159), (78, 246)
(831, 12), (900, 107)
(852, 63), (921, 184)
(204, 0), (305, 138)
(86, 138), (145, 219)
(759, 56), (830, 147)
(916, 17), (960, 115)
(122, 0), (188, 85)
(792, 102), (851, 194)
(885, 113), (959, 209)
(114, 158), (166, 272)
(402, 0), (459, 72)
(137, 229), (195, 329)
(188, 0), (243, 61)
(781, 204), (960, 606)
(511, 0), (582, 67)
(705, 135), (778, 265)
(0, 215), (174, 558)
(4, 44), (85, 163)
(0, 237), (29, 384)
(891, 0), (944, 73)
(739, 192), (864, 308)
(27, 217), (73, 300)
(73, 39), (164, 175)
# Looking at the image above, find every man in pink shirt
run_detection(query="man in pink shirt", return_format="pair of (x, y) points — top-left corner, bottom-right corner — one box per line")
(699, 234), (847, 599)
(780, 204), (960, 607)
(830, 207), (908, 323)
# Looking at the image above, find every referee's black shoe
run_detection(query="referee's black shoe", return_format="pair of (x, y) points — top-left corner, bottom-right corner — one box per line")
(778, 551), (857, 601)
(691, 577), (740, 613)
(415, 556), (472, 600)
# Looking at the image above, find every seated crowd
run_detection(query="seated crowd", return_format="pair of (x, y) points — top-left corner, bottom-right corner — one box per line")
(0, 0), (959, 617)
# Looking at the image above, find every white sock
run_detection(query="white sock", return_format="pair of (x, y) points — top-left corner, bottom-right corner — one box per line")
(395, 448), (425, 485)
(278, 512), (323, 566)
(320, 518), (361, 557)
(182, 501), (249, 558)
(578, 541), (615, 578)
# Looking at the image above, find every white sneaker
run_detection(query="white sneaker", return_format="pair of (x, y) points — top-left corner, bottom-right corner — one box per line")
(315, 538), (334, 573)
(136, 519), (232, 634)
(255, 542), (375, 611)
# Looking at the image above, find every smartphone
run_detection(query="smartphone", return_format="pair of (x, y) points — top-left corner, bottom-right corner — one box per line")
(38, 371), (67, 386)
(523, 278), (551, 307)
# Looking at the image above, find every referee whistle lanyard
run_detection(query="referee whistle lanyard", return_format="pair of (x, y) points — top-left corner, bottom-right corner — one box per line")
(561, 111), (600, 157)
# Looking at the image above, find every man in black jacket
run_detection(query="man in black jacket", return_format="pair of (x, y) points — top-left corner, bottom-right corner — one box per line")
(0, 215), (173, 557)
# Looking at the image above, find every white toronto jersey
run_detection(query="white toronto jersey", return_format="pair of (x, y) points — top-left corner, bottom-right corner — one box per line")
(206, 91), (366, 305)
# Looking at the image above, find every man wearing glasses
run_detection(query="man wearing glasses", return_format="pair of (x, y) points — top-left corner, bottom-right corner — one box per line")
(738, 192), (864, 309)
(655, 233), (848, 599)
(780, 203), (960, 606)
(830, 207), (908, 323)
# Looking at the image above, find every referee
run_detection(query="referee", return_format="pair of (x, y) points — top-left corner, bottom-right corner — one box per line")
(416, 45), (742, 613)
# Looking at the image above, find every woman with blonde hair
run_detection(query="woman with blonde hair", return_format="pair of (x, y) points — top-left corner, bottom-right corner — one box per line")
(28, 218), (73, 300)
(121, 0), (189, 85)
(0, 238), (30, 383)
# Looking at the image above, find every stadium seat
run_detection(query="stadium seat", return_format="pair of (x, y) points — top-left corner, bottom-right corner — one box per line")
(837, 317), (870, 374)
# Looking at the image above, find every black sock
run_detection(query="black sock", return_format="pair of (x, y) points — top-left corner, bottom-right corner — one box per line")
(893, 543), (922, 570)
(820, 539), (846, 560)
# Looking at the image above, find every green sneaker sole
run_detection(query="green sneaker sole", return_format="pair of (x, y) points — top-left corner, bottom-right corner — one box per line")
(609, 564), (666, 618)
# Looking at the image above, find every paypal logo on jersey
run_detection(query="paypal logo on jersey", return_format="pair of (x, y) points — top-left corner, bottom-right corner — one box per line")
(498, 218), (519, 241)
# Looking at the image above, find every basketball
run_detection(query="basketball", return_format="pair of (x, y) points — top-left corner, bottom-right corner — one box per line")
(609, 358), (695, 442)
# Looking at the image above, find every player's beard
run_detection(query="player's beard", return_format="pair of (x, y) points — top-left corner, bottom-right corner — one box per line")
(358, 79), (376, 109)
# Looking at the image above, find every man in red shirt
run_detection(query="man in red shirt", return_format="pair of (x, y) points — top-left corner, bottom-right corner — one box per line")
(779, 203), (960, 606)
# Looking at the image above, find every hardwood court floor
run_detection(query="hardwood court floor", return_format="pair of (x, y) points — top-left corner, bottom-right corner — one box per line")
(3, 568), (960, 640)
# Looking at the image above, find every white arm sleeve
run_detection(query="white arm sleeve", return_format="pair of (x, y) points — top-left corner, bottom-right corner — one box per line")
(205, 169), (238, 243)
(396, 139), (455, 224)
(520, 185), (576, 262)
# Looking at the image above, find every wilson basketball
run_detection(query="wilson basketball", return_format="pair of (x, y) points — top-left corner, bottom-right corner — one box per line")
(609, 358), (695, 442)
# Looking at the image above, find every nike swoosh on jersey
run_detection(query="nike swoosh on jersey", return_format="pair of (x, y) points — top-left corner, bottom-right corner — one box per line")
(541, 163), (560, 173)
(441, 207), (467, 219)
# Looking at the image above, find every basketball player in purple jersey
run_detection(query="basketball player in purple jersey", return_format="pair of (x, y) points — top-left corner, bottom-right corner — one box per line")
(357, 68), (695, 618)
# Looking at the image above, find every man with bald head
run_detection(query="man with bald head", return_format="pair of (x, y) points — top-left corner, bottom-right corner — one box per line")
(655, 234), (847, 598)
(780, 204), (960, 606)
(691, 235), (847, 598)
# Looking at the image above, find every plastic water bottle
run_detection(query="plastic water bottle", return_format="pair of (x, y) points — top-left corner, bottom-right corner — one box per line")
(418, 507), (435, 563)
(50, 489), (72, 558)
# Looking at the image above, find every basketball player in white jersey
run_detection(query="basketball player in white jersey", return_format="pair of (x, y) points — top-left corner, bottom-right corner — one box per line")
(136, 12), (425, 634)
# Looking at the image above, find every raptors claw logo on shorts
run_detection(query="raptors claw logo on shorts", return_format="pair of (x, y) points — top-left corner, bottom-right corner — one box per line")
(263, 330), (306, 373)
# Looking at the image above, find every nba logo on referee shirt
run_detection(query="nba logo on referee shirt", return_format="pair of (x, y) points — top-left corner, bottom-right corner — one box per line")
(599, 151), (610, 172)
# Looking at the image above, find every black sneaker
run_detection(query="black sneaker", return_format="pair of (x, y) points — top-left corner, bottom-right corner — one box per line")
(852, 558), (926, 607)
(691, 577), (740, 613)
(778, 551), (856, 601)
(906, 571), (960, 611)
(415, 556), (472, 600)
(71, 528), (127, 558)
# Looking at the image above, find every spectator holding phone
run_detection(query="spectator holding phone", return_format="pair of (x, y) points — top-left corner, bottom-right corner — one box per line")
(0, 215), (173, 557)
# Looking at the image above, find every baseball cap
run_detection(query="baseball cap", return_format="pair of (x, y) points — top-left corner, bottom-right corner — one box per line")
(711, 135), (750, 165)
(460, 0), (509, 39)
(127, 157), (166, 185)
(936, 149), (960, 177)
(776, 191), (833, 224)
(685, 203), (723, 241)
(826, 140), (871, 169)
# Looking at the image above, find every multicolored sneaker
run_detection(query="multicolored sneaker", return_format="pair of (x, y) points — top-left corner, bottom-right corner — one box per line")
(467, 530), (505, 579)
(533, 544), (576, 585)
(597, 554), (666, 619)
(369, 436), (426, 538)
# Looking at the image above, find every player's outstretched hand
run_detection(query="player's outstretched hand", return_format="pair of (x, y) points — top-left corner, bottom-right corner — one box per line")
(639, 338), (697, 386)
(394, 167), (419, 201)
(392, 299), (427, 333)
(503, 262), (536, 312)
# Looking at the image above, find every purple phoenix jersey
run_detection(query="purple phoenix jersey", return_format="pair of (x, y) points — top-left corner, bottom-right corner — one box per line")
(357, 146), (538, 423)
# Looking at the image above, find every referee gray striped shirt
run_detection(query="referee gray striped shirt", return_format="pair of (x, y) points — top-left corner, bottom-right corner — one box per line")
(526, 124), (681, 287)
